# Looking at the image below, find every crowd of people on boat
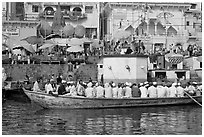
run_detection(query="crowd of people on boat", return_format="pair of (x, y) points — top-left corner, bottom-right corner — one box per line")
(32, 76), (202, 98)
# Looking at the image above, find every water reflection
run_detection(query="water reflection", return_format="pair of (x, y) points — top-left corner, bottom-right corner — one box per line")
(2, 101), (202, 135)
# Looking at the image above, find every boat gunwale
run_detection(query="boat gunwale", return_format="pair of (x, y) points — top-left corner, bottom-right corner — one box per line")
(23, 88), (202, 101)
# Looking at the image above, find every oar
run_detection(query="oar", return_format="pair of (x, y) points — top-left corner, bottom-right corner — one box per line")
(184, 91), (202, 107)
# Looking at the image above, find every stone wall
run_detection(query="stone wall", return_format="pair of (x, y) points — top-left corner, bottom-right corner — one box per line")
(3, 64), (98, 82)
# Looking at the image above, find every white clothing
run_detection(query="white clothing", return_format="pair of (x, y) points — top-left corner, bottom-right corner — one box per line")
(70, 85), (77, 96)
(176, 86), (184, 97)
(118, 87), (123, 98)
(45, 83), (54, 94)
(157, 86), (166, 97)
(147, 86), (157, 98)
(85, 87), (94, 98)
(33, 81), (41, 92)
(105, 87), (113, 98)
(125, 86), (132, 98)
(112, 87), (118, 98)
(169, 86), (177, 97)
(96, 86), (104, 98)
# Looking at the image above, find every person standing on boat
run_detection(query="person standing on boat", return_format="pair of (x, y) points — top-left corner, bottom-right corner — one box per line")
(147, 82), (157, 98)
(176, 83), (184, 97)
(188, 82), (196, 96)
(157, 82), (166, 97)
(131, 83), (141, 97)
(33, 77), (42, 92)
(169, 83), (177, 97)
(96, 82), (105, 98)
(45, 79), (54, 94)
(118, 83), (124, 98)
(85, 82), (94, 98)
(104, 83), (113, 98)
(112, 83), (118, 98)
(125, 82), (132, 98)
(194, 82), (201, 96)
(140, 83), (148, 98)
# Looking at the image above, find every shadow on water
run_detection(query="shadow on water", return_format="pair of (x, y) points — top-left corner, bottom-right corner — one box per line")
(2, 100), (202, 135)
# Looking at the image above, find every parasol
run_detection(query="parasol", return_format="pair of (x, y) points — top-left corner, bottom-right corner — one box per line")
(66, 45), (84, 53)
(21, 36), (44, 45)
(37, 20), (52, 37)
(63, 24), (75, 37)
(75, 25), (85, 38)
(38, 40), (56, 49)
(12, 41), (35, 53)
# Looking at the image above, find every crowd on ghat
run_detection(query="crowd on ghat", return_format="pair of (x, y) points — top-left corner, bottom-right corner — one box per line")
(32, 75), (202, 98)
(3, 38), (202, 65)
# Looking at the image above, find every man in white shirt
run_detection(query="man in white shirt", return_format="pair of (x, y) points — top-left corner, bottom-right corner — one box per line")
(112, 83), (118, 98)
(176, 83), (184, 97)
(33, 77), (42, 92)
(157, 82), (166, 97)
(45, 79), (54, 94)
(148, 82), (157, 98)
(85, 82), (94, 98)
(125, 82), (132, 98)
(140, 83), (148, 98)
(169, 83), (177, 97)
(104, 83), (113, 98)
(96, 82), (105, 98)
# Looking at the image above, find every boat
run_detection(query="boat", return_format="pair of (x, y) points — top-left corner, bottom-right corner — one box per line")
(23, 88), (202, 109)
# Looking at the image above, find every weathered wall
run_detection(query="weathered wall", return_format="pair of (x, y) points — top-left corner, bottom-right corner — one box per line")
(3, 64), (97, 82)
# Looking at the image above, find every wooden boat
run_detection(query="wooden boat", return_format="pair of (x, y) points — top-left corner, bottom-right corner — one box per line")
(23, 88), (202, 109)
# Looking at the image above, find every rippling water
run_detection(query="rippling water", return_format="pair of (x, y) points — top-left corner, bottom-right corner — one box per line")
(2, 100), (202, 135)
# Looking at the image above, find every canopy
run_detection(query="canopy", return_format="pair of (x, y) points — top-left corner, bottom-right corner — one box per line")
(165, 53), (184, 64)
(12, 41), (35, 53)
(67, 38), (84, 46)
(52, 38), (68, 46)
(66, 45), (84, 52)
(81, 37), (93, 43)
(38, 40), (56, 49)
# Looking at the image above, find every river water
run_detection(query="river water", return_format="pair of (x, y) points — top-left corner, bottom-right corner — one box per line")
(2, 100), (202, 135)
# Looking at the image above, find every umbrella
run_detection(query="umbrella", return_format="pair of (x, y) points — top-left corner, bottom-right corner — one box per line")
(66, 45), (84, 53)
(21, 36), (44, 45)
(113, 30), (131, 40)
(12, 41), (35, 53)
(63, 24), (75, 37)
(52, 38), (68, 46)
(67, 38), (84, 45)
(37, 20), (52, 37)
(75, 25), (85, 38)
(38, 40), (56, 49)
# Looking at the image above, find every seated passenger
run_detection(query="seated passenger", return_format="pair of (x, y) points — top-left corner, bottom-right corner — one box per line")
(85, 82), (94, 98)
(76, 80), (85, 96)
(104, 83), (113, 98)
(112, 83), (118, 98)
(96, 82), (105, 98)
(57, 80), (66, 95)
(45, 79), (54, 94)
(33, 77), (42, 92)
(70, 83), (77, 96)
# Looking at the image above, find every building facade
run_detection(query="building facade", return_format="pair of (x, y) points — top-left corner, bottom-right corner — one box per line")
(102, 2), (202, 51)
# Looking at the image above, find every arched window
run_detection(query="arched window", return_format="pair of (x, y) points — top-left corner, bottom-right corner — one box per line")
(72, 7), (82, 16)
(44, 6), (54, 15)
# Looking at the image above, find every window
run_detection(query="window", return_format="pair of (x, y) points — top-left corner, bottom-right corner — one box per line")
(32, 5), (39, 13)
(100, 65), (103, 68)
(200, 62), (202, 68)
(172, 64), (177, 69)
(186, 21), (190, 26)
(85, 6), (93, 13)
(193, 22), (196, 28)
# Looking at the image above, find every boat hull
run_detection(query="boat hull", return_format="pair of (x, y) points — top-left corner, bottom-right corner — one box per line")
(23, 88), (202, 109)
